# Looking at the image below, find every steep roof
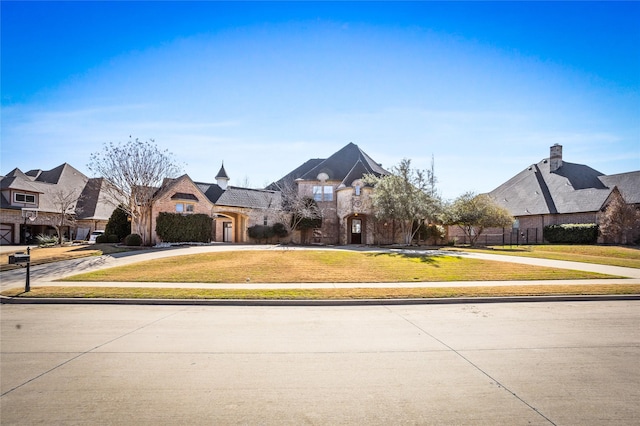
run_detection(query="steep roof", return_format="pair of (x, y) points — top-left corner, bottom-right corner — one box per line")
(488, 158), (625, 217)
(1, 163), (115, 220)
(599, 171), (640, 204)
(299, 142), (388, 181)
(76, 178), (118, 220)
(266, 158), (324, 191)
(267, 143), (388, 190)
(215, 163), (229, 180)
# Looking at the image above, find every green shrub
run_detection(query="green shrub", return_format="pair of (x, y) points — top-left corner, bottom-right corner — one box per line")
(105, 205), (131, 242)
(95, 233), (110, 244)
(272, 222), (289, 238)
(248, 225), (275, 242)
(155, 212), (212, 243)
(544, 224), (598, 244)
(124, 233), (142, 246)
(107, 234), (120, 243)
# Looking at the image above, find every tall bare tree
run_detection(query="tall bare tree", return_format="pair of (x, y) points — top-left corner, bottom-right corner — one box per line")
(88, 138), (182, 245)
(46, 188), (82, 244)
(273, 179), (322, 244)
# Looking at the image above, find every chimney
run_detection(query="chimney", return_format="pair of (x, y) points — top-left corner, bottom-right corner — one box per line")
(550, 144), (563, 172)
(216, 162), (229, 190)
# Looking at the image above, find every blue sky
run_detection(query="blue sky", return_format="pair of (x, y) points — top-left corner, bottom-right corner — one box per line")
(2, 1), (639, 199)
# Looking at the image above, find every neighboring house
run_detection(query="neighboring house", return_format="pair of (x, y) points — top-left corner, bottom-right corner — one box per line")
(449, 144), (640, 245)
(146, 164), (281, 245)
(0, 163), (116, 244)
(268, 142), (392, 245)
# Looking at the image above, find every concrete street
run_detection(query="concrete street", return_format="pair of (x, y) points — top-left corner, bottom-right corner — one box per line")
(2, 301), (639, 425)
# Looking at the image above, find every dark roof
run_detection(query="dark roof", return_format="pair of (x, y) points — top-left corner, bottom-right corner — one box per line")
(196, 182), (225, 203)
(171, 192), (199, 201)
(216, 187), (281, 210)
(299, 142), (388, 181)
(267, 143), (388, 190)
(488, 158), (640, 217)
(599, 171), (640, 204)
(266, 158), (324, 191)
(76, 178), (118, 220)
(215, 163), (229, 180)
(1, 164), (115, 220)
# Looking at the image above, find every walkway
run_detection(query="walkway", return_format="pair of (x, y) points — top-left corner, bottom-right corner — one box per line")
(1, 244), (639, 292)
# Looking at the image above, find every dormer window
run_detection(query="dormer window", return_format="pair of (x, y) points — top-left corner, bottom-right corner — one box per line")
(355, 185), (361, 196)
(14, 193), (36, 204)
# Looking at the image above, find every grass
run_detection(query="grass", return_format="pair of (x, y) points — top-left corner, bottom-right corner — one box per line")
(3, 284), (639, 300)
(446, 244), (640, 269)
(60, 250), (615, 283)
(0, 244), (132, 272)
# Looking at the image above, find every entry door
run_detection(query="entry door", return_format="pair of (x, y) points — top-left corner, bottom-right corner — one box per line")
(350, 218), (362, 244)
(223, 222), (233, 242)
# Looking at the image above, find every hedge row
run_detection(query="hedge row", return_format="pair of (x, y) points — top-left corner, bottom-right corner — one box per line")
(247, 223), (288, 242)
(543, 224), (598, 244)
(155, 212), (212, 243)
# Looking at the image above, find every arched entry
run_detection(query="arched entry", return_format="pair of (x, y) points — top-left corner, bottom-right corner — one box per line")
(213, 211), (249, 243)
(347, 215), (365, 244)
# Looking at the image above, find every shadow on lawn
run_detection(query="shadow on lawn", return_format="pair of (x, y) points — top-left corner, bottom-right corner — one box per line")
(366, 251), (441, 265)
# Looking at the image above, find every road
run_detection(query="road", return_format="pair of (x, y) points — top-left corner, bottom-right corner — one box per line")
(2, 301), (639, 425)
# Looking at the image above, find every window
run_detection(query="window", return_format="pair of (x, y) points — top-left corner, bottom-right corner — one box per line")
(355, 185), (361, 196)
(313, 185), (333, 202)
(175, 203), (194, 213)
(14, 193), (36, 204)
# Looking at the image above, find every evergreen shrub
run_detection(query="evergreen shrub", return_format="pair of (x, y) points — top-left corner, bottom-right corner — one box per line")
(543, 224), (598, 244)
(105, 205), (131, 242)
(124, 233), (143, 246)
(155, 212), (212, 243)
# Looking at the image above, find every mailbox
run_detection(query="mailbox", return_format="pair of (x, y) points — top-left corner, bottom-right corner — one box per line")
(8, 253), (30, 264)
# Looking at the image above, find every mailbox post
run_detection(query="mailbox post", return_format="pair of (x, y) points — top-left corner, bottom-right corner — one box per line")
(8, 247), (31, 292)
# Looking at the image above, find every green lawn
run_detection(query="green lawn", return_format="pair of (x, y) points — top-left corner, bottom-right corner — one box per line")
(3, 283), (638, 300)
(447, 244), (640, 268)
(60, 250), (616, 283)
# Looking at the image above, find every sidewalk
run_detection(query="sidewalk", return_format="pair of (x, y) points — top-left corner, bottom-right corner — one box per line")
(1, 244), (639, 292)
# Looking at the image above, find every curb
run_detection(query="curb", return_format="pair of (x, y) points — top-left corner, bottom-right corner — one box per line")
(2, 294), (640, 306)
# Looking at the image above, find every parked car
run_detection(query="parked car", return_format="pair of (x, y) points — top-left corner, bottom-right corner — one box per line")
(88, 230), (104, 244)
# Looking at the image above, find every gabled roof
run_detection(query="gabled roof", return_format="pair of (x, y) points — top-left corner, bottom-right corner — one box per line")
(154, 174), (213, 208)
(1, 163), (116, 219)
(267, 143), (388, 190)
(299, 142), (388, 181)
(76, 178), (118, 220)
(599, 171), (640, 204)
(488, 158), (623, 217)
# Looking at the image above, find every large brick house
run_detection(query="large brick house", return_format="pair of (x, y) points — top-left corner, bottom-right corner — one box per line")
(450, 144), (640, 245)
(0, 163), (116, 244)
(145, 164), (281, 245)
(268, 142), (394, 245)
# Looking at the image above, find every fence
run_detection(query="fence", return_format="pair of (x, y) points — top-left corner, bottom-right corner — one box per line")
(453, 228), (542, 246)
